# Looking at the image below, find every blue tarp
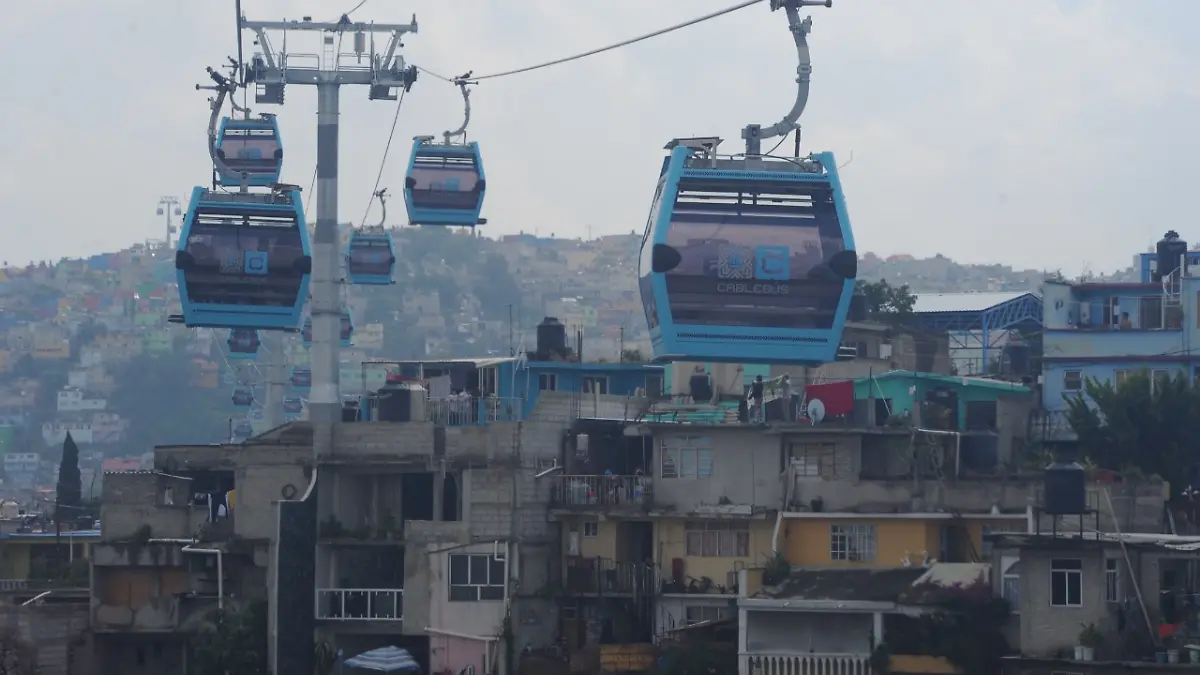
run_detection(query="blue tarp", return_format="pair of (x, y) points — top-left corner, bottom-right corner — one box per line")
(343, 646), (420, 673)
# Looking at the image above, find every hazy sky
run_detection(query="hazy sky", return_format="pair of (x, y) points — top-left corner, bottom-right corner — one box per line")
(3, 0), (1197, 273)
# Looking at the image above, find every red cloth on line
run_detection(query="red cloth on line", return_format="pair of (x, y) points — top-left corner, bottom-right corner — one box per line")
(804, 380), (854, 417)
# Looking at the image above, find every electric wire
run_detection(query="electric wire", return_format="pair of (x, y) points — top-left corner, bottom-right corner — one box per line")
(359, 87), (408, 227)
(418, 0), (765, 83)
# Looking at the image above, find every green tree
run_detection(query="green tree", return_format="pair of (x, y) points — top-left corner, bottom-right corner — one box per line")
(621, 348), (646, 363)
(856, 279), (917, 322)
(55, 432), (82, 523)
(1064, 370), (1199, 494)
(472, 253), (521, 321)
(189, 602), (269, 675)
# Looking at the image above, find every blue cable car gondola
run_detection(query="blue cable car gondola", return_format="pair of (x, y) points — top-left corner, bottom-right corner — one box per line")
(403, 79), (486, 227)
(175, 186), (312, 330)
(283, 396), (304, 415)
(227, 329), (261, 359)
(214, 115), (284, 188)
(290, 367), (312, 389)
(232, 386), (254, 407)
(347, 189), (397, 285)
(173, 67), (312, 331)
(638, 2), (857, 365)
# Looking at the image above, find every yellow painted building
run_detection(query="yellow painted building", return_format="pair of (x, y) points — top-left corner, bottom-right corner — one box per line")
(656, 518), (774, 587)
(782, 514), (1027, 567)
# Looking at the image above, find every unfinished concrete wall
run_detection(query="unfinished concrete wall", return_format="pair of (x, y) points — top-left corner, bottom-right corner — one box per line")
(0, 602), (90, 675)
(100, 472), (202, 541)
(236, 463), (309, 540)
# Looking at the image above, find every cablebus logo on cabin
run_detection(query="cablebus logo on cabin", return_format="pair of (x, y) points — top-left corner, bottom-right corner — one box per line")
(715, 244), (790, 294)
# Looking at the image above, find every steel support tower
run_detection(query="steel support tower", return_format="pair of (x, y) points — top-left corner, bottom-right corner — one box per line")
(238, 14), (418, 453)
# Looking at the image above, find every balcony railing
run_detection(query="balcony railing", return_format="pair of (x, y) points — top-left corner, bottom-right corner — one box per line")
(314, 588), (403, 621)
(564, 556), (656, 595)
(552, 475), (651, 509)
(744, 653), (871, 675)
(426, 397), (521, 426)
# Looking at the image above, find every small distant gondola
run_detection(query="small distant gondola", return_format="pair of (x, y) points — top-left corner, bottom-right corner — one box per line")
(227, 329), (261, 359)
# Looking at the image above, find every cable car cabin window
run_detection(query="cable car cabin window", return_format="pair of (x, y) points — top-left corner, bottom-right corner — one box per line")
(639, 177), (669, 330)
(662, 177), (846, 330)
(348, 239), (394, 276)
(217, 127), (281, 173)
(409, 154), (481, 210)
(181, 210), (306, 307)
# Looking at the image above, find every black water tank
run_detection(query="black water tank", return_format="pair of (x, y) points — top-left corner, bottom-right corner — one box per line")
(376, 383), (415, 422)
(1154, 230), (1188, 282)
(1044, 460), (1087, 515)
(537, 317), (567, 359)
(341, 399), (362, 422)
(848, 292), (867, 322)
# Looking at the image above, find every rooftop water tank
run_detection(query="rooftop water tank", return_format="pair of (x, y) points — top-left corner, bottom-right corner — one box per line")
(1154, 230), (1188, 282)
(537, 317), (567, 360)
(1043, 459), (1087, 515)
(376, 380), (427, 422)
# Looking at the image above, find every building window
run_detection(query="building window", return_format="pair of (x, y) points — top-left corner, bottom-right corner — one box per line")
(685, 520), (749, 557)
(1063, 371), (1082, 391)
(538, 374), (558, 391)
(583, 521), (599, 538)
(1000, 556), (1021, 607)
(448, 553), (507, 602)
(1140, 295), (1163, 329)
(684, 605), (730, 625)
(790, 443), (835, 478)
(830, 524), (876, 562)
(1113, 370), (1130, 388)
(1106, 558), (1120, 603)
(1151, 369), (1170, 395)
(660, 436), (713, 479)
(1050, 558), (1083, 607)
(582, 376), (609, 395)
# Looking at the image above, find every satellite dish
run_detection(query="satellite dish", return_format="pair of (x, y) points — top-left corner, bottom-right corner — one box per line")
(807, 398), (826, 423)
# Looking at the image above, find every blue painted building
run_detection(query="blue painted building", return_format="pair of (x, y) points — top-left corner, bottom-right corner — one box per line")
(1041, 277), (1193, 413)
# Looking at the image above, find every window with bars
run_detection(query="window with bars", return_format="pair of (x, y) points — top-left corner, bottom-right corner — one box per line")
(684, 605), (730, 625)
(830, 524), (876, 562)
(790, 443), (836, 478)
(685, 521), (750, 557)
(448, 553), (507, 602)
(661, 436), (714, 479)
(1105, 558), (1120, 603)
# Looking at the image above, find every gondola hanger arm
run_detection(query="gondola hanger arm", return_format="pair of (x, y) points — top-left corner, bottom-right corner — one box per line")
(741, 0), (830, 157)
(442, 72), (475, 143)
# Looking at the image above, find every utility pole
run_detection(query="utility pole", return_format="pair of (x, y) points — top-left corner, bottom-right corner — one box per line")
(237, 13), (418, 675)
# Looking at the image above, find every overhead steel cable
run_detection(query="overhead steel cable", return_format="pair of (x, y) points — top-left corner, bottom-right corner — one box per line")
(417, 0), (765, 83)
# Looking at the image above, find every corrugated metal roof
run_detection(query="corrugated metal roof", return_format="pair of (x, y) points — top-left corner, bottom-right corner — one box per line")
(913, 291), (1033, 314)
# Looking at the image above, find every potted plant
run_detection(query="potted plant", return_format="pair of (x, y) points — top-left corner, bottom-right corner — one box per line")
(1077, 623), (1101, 661)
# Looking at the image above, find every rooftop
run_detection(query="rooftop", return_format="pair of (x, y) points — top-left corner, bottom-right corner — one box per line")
(756, 567), (927, 602)
(913, 291), (1034, 314)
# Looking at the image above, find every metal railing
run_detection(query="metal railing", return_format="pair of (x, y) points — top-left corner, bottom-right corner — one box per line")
(314, 588), (403, 621)
(425, 397), (521, 426)
(563, 556), (656, 595)
(552, 475), (651, 508)
(1029, 410), (1077, 442)
(744, 653), (871, 675)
